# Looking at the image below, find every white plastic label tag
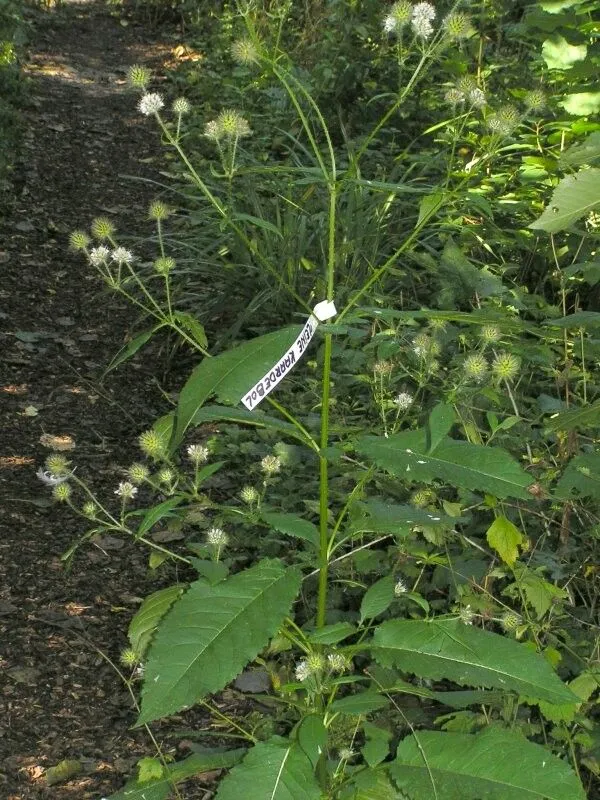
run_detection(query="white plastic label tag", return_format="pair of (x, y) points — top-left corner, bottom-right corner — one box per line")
(242, 300), (337, 411)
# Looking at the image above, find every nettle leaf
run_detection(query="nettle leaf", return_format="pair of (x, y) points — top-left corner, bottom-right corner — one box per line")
(215, 737), (321, 800)
(355, 431), (532, 500)
(486, 516), (525, 566)
(137, 560), (301, 725)
(555, 452), (600, 499)
(512, 565), (569, 619)
(351, 499), (454, 535)
(345, 769), (398, 800)
(541, 34), (587, 70)
(362, 722), (392, 768)
(391, 727), (585, 800)
(529, 168), (600, 234)
(329, 692), (389, 715)
(372, 618), (577, 706)
(560, 131), (600, 167)
(427, 403), (456, 452)
(261, 511), (319, 549)
(128, 585), (186, 659)
(360, 575), (396, 623)
(172, 327), (301, 447)
(546, 400), (600, 431)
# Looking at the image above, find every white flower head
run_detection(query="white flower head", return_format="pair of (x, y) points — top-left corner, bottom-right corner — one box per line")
(172, 97), (191, 115)
(459, 605), (475, 625)
(187, 444), (209, 465)
(411, 2), (436, 39)
(294, 660), (311, 682)
(138, 92), (164, 116)
(468, 87), (486, 109)
(111, 247), (134, 266)
(394, 392), (413, 410)
(383, 15), (397, 34)
(114, 481), (138, 499)
(206, 526), (229, 547)
(89, 245), (111, 266)
(261, 455), (281, 476)
(394, 578), (408, 596)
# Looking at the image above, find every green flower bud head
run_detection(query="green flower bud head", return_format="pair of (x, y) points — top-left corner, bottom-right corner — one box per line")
(53, 482), (72, 502)
(216, 109), (252, 139)
(45, 454), (71, 475)
(443, 11), (474, 39)
(82, 501), (97, 518)
(91, 217), (115, 241)
(327, 652), (351, 673)
(172, 97), (191, 115)
(445, 87), (465, 106)
(492, 352), (521, 382)
(69, 230), (91, 250)
(480, 324), (502, 344)
(158, 467), (175, 484)
(306, 652), (325, 674)
(127, 64), (151, 90)
(501, 611), (522, 632)
(240, 486), (259, 504)
(154, 256), (176, 275)
(148, 200), (171, 221)
(120, 647), (140, 667)
(411, 489), (436, 508)
(457, 75), (478, 94)
(524, 89), (546, 113)
(373, 360), (394, 376)
(231, 38), (260, 65)
(127, 463), (149, 485)
(138, 429), (167, 460)
(463, 353), (488, 382)
(489, 105), (520, 136)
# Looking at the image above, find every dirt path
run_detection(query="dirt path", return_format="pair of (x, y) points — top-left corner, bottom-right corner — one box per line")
(0, 3), (184, 796)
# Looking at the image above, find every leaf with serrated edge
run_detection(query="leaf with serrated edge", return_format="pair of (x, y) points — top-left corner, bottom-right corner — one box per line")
(373, 618), (577, 706)
(128, 585), (185, 658)
(391, 727), (585, 800)
(529, 168), (600, 234)
(136, 560), (301, 725)
(215, 737), (321, 800)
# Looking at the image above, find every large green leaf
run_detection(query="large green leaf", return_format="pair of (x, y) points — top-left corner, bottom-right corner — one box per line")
(128, 584), (186, 659)
(541, 34), (587, 70)
(391, 727), (585, 799)
(137, 560), (301, 725)
(355, 431), (533, 500)
(560, 131), (600, 167)
(108, 750), (246, 800)
(215, 737), (321, 800)
(372, 618), (577, 706)
(546, 400), (600, 431)
(351, 499), (455, 535)
(261, 511), (320, 549)
(555, 452), (600, 499)
(172, 327), (301, 447)
(529, 168), (600, 233)
(189, 404), (305, 442)
(343, 769), (399, 800)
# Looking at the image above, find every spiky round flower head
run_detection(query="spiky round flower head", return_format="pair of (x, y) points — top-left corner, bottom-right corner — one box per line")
(306, 652), (326, 674)
(82, 501), (98, 519)
(501, 610), (522, 632)
(127, 463), (149, 485)
(429, 339), (442, 357)
(89, 245), (111, 266)
(240, 485), (259, 505)
(491, 351), (521, 382)
(111, 247), (134, 266)
(524, 89), (546, 113)
(158, 467), (175, 485)
(261, 454), (281, 476)
(488, 105), (520, 136)
(45, 454), (71, 475)
(138, 92), (164, 116)
(53, 482), (72, 502)
(69, 230), (91, 250)
(115, 481), (138, 500)
(91, 217), (115, 241)
(429, 318), (447, 333)
(204, 119), (221, 142)
(154, 256), (176, 275)
(445, 87), (466, 106)
(412, 332), (432, 358)
(127, 64), (151, 90)
(459, 604), (475, 625)
(187, 444), (210, 466)
(138, 429), (167, 461)
(443, 11), (474, 40)
(463, 353), (488, 382)
(498, 104), (521, 128)
(206, 526), (229, 547)
(231, 38), (260, 65)
(338, 748), (355, 761)
(480, 324), (502, 344)
(457, 75), (478, 94)
(373, 360), (393, 376)
(384, 1), (412, 34)
(394, 578), (408, 596)
(411, 2), (436, 40)
(394, 391), (414, 410)
(217, 109), (252, 139)
(295, 660), (311, 682)
(468, 87), (487, 109)
(148, 200), (171, 221)
(120, 647), (140, 667)
(172, 97), (191, 116)
(327, 652), (351, 673)
(411, 488), (436, 508)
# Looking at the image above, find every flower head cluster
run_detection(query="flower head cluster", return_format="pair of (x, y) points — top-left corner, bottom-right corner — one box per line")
(172, 97), (191, 116)
(383, 0), (412, 34)
(158, 467), (176, 485)
(69, 230), (91, 250)
(120, 647), (140, 667)
(53, 482), (72, 502)
(443, 11), (473, 40)
(240, 485), (259, 505)
(138, 92), (164, 116)
(127, 463), (149, 485)
(261, 455), (281, 476)
(89, 245), (110, 266)
(394, 578), (408, 596)
(111, 247), (134, 266)
(480, 324), (502, 344)
(37, 467), (70, 487)
(206, 526), (228, 547)
(187, 443), (210, 465)
(444, 78), (485, 109)
(411, 2), (436, 39)
(373, 360), (393, 376)
(463, 353), (488, 382)
(127, 64), (151, 90)
(394, 391), (413, 410)
(524, 89), (546, 114)
(459, 604), (475, 625)
(491, 351), (521, 382)
(115, 481), (138, 500)
(138, 429), (167, 461)
(154, 256), (176, 275)
(204, 109), (252, 142)
(327, 652), (351, 673)
(82, 501), (98, 519)
(46, 454), (71, 476)
(487, 105), (521, 137)
(411, 488), (436, 508)
(231, 38), (260, 65)
(501, 610), (522, 632)
(149, 200), (171, 221)
(91, 217), (115, 241)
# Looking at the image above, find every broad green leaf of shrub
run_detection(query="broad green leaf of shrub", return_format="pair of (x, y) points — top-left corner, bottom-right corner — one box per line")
(546, 400), (600, 431)
(560, 131), (600, 166)
(350, 499), (455, 535)
(360, 574), (396, 623)
(171, 326), (301, 447)
(529, 168), (600, 233)
(391, 727), (585, 800)
(261, 511), (319, 549)
(512, 565), (569, 619)
(542, 34), (587, 69)
(486, 515), (525, 566)
(297, 715), (327, 769)
(108, 749), (246, 800)
(372, 618), (577, 706)
(343, 769), (398, 800)
(136, 560), (301, 725)
(329, 692), (390, 715)
(555, 452), (600, 498)
(559, 92), (600, 116)
(128, 584), (185, 659)
(215, 737), (321, 800)
(361, 722), (392, 768)
(427, 402), (456, 452)
(355, 431), (533, 499)
(541, 0), (587, 10)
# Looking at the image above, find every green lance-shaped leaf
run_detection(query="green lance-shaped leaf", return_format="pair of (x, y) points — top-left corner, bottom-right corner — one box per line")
(262, 511), (320, 549)
(372, 618), (577, 707)
(171, 326), (302, 448)
(128, 584), (185, 659)
(136, 560), (301, 725)
(529, 168), (600, 234)
(215, 736), (321, 800)
(356, 430), (533, 500)
(391, 727), (585, 800)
